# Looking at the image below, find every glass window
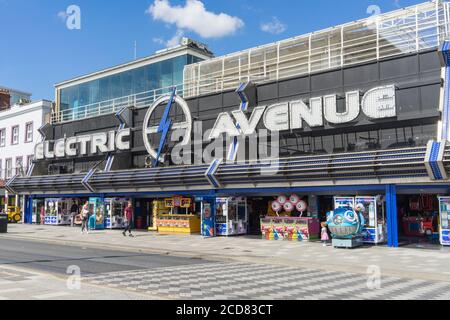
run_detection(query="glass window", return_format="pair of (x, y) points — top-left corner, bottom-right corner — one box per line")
(0, 129), (5, 147)
(160, 59), (174, 89)
(15, 157), (23, 175)
(5, 159), (12, 179)
(57, 54), (204, 113)
(27, 155), (33, 173)
(11, 126), (19, 145)
(25, 122), (33, 143)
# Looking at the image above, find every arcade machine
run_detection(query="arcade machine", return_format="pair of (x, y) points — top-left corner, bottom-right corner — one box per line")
(355, 196), (386, 244)
(215, 198), (248, 236)
(334, 196), (386, 244)
(88, 198), (105, 230)
(44, 198), (72, 226)
(439, 197), (450, 246)
(104, 198), (127, 229)
(327, 205), (365, 249)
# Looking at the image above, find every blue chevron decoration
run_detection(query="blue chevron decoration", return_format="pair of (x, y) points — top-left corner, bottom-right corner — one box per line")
(440, 41), (450, 141)
(228, 82), (256, 162)
(105, 107), (130, 172)
(425, 141), (447, 180)
(205, 159), (222, 188)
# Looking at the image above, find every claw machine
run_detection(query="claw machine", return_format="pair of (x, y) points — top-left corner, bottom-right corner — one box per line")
(104, 198), (127, 229)
(44, 198), (72, 225)
(215, 198), (248, 236)
(438, 197), (450, 245)
(355, 196), (386, 244)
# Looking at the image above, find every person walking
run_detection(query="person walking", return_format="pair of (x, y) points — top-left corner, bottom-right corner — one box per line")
(123, 201), (134, 237)
(81, 202), (90, 234)
(70, 200), (79, 228)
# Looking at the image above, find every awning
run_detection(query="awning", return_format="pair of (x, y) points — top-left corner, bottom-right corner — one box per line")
(9, 145), (443, 196)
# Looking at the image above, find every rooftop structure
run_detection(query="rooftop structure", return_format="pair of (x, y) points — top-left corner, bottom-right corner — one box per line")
(53, 38), (213, 123)
(183, 1), (450, 97)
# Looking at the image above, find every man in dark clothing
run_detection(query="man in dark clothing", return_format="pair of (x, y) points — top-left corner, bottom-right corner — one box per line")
(123, 201), (134, 237)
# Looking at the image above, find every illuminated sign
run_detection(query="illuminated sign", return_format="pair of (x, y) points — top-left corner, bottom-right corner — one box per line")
(142, 89), (192, 165)
(35, 129), (131, 160)
(210, 86), (397, 140)
(209, 85), (396, 139)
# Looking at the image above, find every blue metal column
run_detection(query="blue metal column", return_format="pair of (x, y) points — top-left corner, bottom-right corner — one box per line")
(24, 196), (33, 224)
(386, 185), (399, 248)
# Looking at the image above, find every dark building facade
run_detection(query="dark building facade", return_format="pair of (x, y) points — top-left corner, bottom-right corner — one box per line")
(9, 1), (450, 247)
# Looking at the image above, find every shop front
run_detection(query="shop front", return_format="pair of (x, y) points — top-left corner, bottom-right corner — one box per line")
(9, 1), (450, 250)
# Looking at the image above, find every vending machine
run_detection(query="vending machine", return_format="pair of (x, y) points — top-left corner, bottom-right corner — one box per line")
(438, 197), (450, 246)
(201, 199), (216, 238)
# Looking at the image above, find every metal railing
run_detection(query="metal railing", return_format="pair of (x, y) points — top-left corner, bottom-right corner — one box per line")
(184, 1), (450, 98)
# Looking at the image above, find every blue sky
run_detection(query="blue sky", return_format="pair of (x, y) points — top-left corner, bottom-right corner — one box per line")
(0, 0), (428, 100)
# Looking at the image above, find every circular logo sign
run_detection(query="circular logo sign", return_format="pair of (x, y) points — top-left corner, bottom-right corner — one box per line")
(142, 94), (192, 164)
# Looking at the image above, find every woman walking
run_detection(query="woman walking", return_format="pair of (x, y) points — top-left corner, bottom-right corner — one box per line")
(81, 202), (90, 234)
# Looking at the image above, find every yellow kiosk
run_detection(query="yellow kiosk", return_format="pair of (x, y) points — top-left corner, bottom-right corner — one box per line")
(156, 197), (201, 234)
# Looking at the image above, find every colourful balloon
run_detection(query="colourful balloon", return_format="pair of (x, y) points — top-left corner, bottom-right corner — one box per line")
(284, 202), (294, 212)
(277, 195), (287, 205)
(272, 201), (282, 212)
(296, 200), (308, 212)
(289, 194), (300, 205)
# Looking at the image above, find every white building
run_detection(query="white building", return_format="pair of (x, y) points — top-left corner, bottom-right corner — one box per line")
(0, 100), (52, 214)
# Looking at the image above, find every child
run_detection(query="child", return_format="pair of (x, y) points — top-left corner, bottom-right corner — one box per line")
(321, 222), (330, 246)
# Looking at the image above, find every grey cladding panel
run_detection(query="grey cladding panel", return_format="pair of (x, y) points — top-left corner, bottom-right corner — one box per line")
(396, 87), (421, 116)
(311, 70), (342, 91)
(420, 51), (441, 72)
(380, 55), (419, 80)
(344, 63), (379, 87)
(198, 94), (222, 111)
(257, 82), (278, 102)
(278, 77), (310, 98)
(223, 91), (240, 108)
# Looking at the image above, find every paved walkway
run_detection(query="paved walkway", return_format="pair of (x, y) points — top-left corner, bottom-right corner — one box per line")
(0, 264), (156, 300)
(2, 224), (450, 282)
(85, 262), (450, 300)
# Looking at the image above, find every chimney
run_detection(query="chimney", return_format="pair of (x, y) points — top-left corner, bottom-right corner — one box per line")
(0, 89), (10, 111)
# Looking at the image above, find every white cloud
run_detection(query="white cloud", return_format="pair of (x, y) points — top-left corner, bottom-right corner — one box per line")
(153, 29), (185, 48)
(146, 0), (244, 39)
(260, 17), (287, 35)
